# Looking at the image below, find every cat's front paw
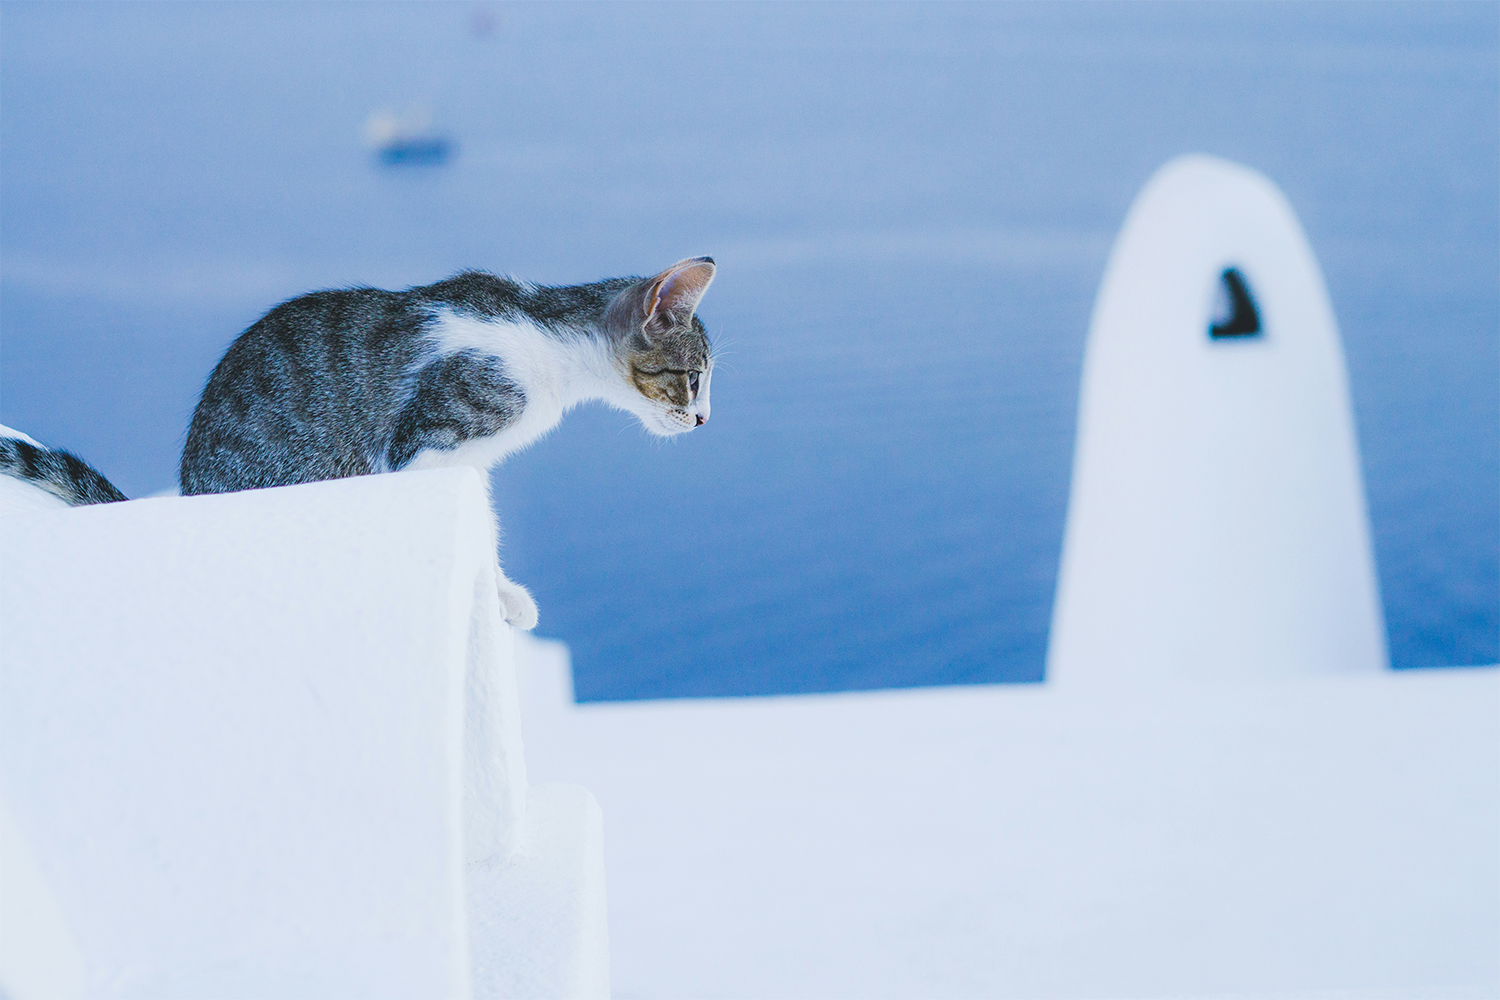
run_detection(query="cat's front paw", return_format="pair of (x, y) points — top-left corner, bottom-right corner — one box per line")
(496, 578), (539, 630)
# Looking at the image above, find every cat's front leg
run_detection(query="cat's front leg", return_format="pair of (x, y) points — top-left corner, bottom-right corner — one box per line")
(495, 573), (539, 630)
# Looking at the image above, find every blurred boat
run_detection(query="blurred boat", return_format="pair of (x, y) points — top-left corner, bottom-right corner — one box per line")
(364, 106), (454, 166)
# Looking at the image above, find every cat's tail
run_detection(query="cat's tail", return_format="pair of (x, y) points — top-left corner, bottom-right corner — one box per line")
(0, 426), (128, 506)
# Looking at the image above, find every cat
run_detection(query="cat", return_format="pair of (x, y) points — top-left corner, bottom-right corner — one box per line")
(3, 257), (718, 628)
(0, 425), (125, 512)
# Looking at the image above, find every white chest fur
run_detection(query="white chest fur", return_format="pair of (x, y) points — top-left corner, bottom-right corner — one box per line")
(403, 310), (621, 474)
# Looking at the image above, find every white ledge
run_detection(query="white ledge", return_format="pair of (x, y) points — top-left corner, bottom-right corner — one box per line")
(0, 468), (608, 999)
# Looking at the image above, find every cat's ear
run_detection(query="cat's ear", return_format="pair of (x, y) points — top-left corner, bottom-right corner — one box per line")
(607, 257), (715, 341)
(648, 257), (716, 328)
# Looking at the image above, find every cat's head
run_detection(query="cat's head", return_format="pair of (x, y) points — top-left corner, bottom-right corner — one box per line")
(604, 257), (717, 437)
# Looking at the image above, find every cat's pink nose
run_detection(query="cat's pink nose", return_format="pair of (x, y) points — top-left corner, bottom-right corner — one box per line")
(695, 414), (706, 426)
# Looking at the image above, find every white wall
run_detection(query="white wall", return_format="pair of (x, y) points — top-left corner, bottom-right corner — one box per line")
(1049, 155), (1387, 684)
(0, 468), (607, 999)
(518, 641), (1498, 999)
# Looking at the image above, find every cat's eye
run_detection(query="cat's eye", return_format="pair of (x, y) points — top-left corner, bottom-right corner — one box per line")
(689, 371), (700, 394)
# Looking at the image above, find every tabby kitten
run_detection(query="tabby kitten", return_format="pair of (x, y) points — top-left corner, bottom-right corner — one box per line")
(0, 258), (716, 629)
(177, 256), (717, 627)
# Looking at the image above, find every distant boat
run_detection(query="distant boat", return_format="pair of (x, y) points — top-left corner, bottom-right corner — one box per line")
(377, 136), (452, 166)
(364, 106), (454, 167)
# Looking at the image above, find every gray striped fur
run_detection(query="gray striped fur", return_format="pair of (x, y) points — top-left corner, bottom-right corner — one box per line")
(0, 437), (128, 506)
(181, 262), (715, 496)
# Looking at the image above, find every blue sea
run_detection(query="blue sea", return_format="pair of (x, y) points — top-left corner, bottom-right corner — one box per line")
(2, 2), (1495, 699)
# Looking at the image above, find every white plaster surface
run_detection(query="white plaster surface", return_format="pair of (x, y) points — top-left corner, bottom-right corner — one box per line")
(517, 637), (1499, 1000)
(469, 782), (611, 1000)
(0, 794), (87, 1000)
(1049, 155), (1388, 685)
(1, 472), (481, 997)
(0, 474), (69, 514)
(0, 468), (608, 999)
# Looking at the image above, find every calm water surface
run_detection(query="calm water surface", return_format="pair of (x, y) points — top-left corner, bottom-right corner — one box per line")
(2, 2), (1495, 698)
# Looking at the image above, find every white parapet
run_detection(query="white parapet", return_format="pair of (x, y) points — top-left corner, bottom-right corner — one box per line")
(1048, 154), (1388, 685)
(0, 468), (608, 999)
(519, 646), (1499, 1000)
